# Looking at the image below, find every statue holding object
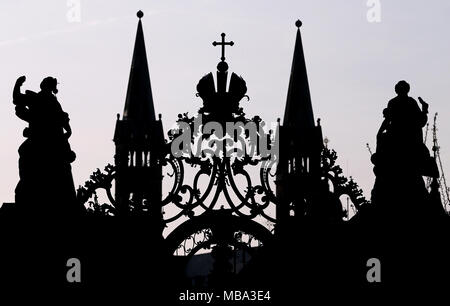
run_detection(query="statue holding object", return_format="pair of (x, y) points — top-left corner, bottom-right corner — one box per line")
(370, 80), (442, 222)
(12, 75), (81, 216)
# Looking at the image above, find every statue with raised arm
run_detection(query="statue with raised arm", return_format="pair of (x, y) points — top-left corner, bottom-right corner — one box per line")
(13, 76), (82, 216)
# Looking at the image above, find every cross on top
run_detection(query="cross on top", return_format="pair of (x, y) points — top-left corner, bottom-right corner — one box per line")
(212, 33), (234, 62)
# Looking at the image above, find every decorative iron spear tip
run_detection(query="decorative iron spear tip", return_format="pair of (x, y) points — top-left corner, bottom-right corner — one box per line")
(295, 19), (302, 28)
(137, 10), (144, 19)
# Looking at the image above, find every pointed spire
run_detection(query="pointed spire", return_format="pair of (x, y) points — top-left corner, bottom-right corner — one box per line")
(283, 20), (315, 131)
(123, 10), (156, 126)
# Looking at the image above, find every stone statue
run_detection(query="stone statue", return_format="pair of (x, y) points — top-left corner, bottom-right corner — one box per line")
(369, 80), (441, 222)
(12, 76), (81, 216)
(374, 80), (437, 177)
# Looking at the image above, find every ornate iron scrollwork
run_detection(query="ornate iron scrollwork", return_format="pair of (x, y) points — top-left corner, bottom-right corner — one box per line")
(321, 147), (369, 217)
(76, 164), (116, 215)
(160, 107), (278, 227)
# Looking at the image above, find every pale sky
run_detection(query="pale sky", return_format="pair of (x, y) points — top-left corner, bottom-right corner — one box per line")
(0, 0), (449, 206)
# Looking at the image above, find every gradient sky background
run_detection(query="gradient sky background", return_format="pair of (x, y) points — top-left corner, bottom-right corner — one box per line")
(0, 0), (449, 205)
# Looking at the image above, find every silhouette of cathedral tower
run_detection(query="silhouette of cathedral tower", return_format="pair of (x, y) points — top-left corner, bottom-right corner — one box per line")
(276, 20), (325, 232)
(113, 11), (165, 217)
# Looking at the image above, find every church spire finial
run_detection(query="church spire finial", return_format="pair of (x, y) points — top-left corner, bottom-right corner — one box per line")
(283, 19), (314, 130)
(122, 10), (156, 125)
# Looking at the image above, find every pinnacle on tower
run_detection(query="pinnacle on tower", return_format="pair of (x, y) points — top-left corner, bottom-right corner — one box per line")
(123, 10), (156, 128)
(283, 20), (315, 132)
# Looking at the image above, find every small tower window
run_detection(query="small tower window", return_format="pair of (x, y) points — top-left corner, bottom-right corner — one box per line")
(289, 202), (295, 216)
(143, 151), (148, 167)
(129, 151), (135, 167)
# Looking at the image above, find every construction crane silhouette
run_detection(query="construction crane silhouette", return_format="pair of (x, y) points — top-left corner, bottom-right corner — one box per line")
(424, 113), (450, 213)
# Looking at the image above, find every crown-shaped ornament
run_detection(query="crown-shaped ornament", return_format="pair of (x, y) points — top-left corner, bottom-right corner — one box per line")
(196, 33), (248, 121)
